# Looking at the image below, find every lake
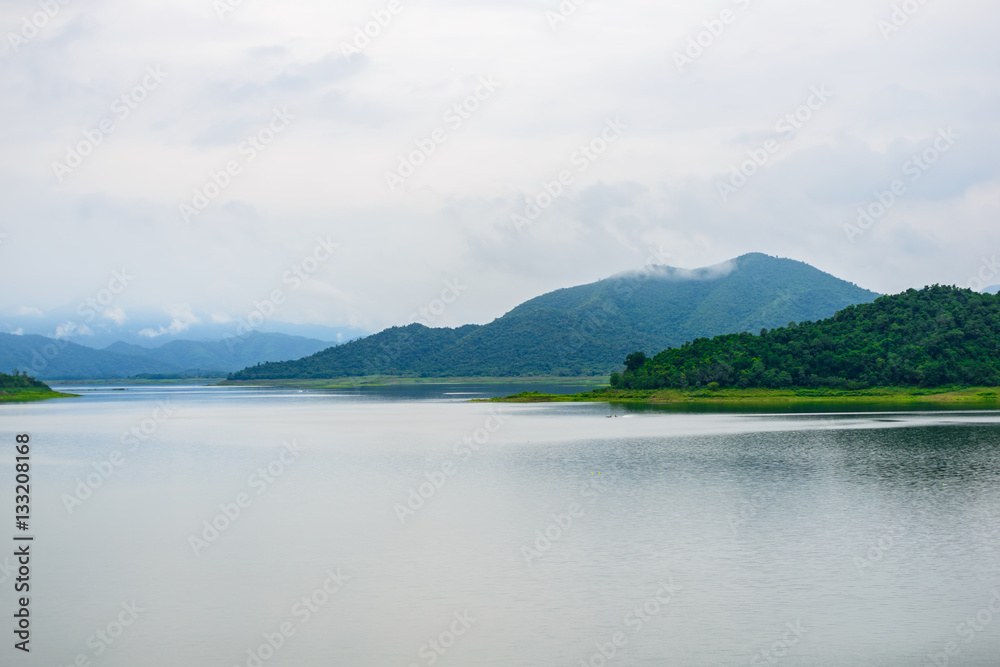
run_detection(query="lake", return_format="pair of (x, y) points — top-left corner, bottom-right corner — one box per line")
(2, 384), (1000, 666)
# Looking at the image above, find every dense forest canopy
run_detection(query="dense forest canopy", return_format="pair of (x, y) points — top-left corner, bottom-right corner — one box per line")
(0, 370), (50, 390)
(612, 286), (1000, 390)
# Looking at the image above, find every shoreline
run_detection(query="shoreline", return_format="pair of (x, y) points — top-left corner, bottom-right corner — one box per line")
(0, 388), (78, 403)
(218, 376), (609, 389)
(48, 378), (225, 387)
(484, 386), (1000, 405)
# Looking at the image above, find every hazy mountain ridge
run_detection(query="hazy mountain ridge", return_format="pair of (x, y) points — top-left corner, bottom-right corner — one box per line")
(230, 253), (882, 379)
(0, 332), (335, 380)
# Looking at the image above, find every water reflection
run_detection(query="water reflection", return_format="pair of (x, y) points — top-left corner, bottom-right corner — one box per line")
(2, 385), (999, 666)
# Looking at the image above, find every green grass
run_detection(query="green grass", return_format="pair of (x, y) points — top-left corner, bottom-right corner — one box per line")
(486, 386), (1000, 405)
(0, 387), (78, 403)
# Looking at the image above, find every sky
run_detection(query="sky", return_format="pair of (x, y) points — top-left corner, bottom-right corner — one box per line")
(1, 0), (999, 344)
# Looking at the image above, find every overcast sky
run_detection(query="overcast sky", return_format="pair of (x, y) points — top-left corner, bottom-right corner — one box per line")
(1, 0), (998, 340)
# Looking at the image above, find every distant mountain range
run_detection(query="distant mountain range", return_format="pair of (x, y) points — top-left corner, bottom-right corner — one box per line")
(0, 307), (366, 349)
(0, 332), (335, 380)
(230, 253), (882, 380)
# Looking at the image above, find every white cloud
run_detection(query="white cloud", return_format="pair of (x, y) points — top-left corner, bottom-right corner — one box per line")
(102, 306), (128, 325)
(138, 304), (200, 338)
(0, 0), (997, 333)
(54, 322), (93, 338)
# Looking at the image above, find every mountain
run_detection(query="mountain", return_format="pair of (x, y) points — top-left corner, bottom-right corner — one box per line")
(984, 285), (1000, 295)
(613, 285), (1000, 390)
(0, 334), (179, 380)
(103, 332), (334, 374)
(230, 253), (882, 380)
(0, 307), (367, 350)
(0, 332), (335, 380)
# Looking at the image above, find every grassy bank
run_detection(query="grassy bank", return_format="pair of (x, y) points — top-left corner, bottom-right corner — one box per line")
(488, 386), (1000, 405)
(0, 387), (77, 403)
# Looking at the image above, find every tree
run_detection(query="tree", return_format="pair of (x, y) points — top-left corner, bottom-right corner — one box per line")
(624, 351), (648, 372)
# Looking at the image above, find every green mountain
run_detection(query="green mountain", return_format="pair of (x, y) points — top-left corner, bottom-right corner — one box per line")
(613, 285), (1000, 390)
(230, 253), (881, 380)
(0, 331), (334, 380)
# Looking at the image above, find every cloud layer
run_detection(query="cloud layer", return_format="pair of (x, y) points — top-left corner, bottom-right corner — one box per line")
(1, 0), (998, 338)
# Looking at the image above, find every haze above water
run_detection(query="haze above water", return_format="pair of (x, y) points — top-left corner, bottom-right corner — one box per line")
(3, 385), (1000, 666)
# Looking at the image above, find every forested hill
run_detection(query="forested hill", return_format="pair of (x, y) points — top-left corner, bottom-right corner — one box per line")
(230, 253), (880, 380)
(0, 370), (50, 390)
(613, 286), (1000, 390)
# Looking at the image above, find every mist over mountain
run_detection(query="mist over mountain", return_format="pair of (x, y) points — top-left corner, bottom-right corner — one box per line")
(231, 254), (882, 379)
(0, 307), (366, 350)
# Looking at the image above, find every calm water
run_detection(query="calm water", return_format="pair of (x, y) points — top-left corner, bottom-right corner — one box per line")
(2, 385), (1000, 666)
